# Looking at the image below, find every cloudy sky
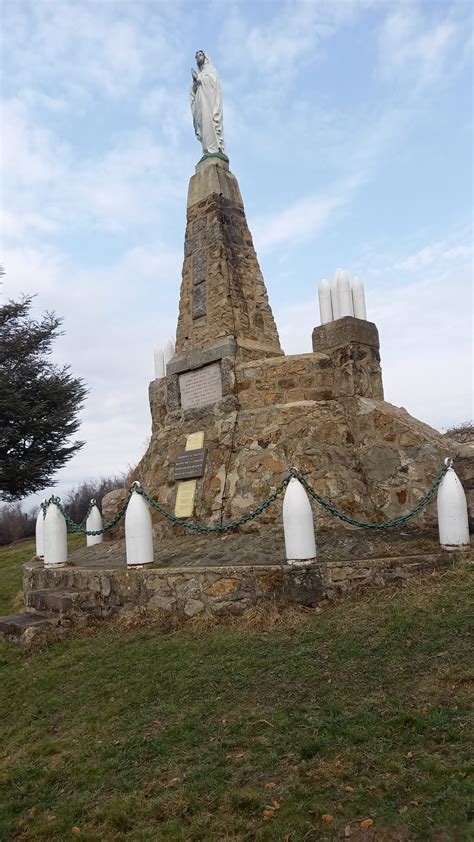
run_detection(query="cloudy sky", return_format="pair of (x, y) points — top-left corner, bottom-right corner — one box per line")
(1, 0), (472, 507)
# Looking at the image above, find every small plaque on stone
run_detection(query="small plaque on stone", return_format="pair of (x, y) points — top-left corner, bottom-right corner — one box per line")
(185, 431), (204, 450)
(179, 362), (223, 410)
(174, 448), (208, 481)
(174, 479), (197, 518)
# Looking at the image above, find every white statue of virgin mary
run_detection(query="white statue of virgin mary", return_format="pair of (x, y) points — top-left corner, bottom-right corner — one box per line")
(190, 51), (227, 158)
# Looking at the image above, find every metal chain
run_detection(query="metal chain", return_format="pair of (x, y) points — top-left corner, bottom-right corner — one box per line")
(40, 463), (448, 538)
(135, 476), (291, 533)
(44, 491), (132, 536)
(292, 465), (448, 530)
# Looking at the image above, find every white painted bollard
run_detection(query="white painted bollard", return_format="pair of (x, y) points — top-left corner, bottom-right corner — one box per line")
(337, 269), (354, 317)
(125, 483), (154, 567)
(154, 347), (165, 379)
(44, 502), (68, 567)
(283, 477), (317, 565)
(318, 278), (333, 324)
(437, 458), (470, 549)
(330, 270), (340, 320)
(163, 339), (175, 368)
(35, 499), (47, 558)
(352, 276), (367, 320)
(86, 500), (103, 547)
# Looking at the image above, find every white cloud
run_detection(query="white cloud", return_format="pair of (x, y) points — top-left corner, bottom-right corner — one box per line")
(377, 5), (459, 91)
(252, 174), (363, 253)
(221, 0), (376, 80)
(1, 100), (189, 239)
(2, 0), (183, 104)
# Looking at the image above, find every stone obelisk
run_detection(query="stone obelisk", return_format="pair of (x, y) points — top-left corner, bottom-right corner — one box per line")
(174, 156), (282, 364)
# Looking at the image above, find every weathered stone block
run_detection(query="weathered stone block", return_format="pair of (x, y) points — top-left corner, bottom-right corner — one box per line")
(148, 594), (176, 611)
(193, 218), (207, 234)
(192, 283), (207, 319)
(166, 374), (181, 411)
(184, 599), (205, 617)
(192, 249), (208, 285)
(184, 235), (199, 257)
(312, 317), (380, 352)
(204, 578), (240, 597)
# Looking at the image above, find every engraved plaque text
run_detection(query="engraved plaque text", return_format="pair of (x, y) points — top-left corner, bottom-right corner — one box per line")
(179, 362), (222, 410)
(174, 448), (208, 481)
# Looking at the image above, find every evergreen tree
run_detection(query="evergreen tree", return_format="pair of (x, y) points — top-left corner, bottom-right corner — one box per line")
(0, 295), (87, 501)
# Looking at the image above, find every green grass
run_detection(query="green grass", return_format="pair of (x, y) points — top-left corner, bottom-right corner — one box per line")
(0, 542), (472, 841)
(0, 533), (84, 615)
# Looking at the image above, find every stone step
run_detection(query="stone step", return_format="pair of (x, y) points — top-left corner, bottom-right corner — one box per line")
(0, 612), (57, 644)
(26, 587), (95, 615)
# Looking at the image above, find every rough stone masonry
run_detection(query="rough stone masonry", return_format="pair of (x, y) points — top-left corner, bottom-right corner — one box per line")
(103, 156), (472, 539)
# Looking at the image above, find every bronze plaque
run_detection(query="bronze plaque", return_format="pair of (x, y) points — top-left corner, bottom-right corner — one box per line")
(174, 447), (208, 481)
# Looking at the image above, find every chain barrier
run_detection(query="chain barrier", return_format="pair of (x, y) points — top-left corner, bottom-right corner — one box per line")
(41, 462), (448, 537)
(291, 464), (448, 530)
(135, 476), (291, 534)
(43, 491), (133, 537)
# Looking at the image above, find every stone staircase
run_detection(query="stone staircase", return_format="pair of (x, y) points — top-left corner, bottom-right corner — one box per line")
(0, 587), (96, 645)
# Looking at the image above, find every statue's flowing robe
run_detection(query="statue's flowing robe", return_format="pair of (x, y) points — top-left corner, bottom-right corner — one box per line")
(190, 54), (226, 155)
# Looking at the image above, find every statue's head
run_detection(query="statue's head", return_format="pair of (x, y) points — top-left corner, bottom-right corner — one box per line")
(195, 50), (206, 69)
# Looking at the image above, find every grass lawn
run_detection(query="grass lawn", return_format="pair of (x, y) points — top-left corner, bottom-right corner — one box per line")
(0, 541), (472, 841)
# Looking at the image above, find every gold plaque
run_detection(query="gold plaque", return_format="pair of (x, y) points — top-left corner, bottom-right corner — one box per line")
(185, 431), (204, 451)
(174, 479), (197, 518)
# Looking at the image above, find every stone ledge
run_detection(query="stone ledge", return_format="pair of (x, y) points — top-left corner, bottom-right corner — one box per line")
(167, 337), (237, 375)
(312, 317), (380, 352)
(187, 159), (243, 207)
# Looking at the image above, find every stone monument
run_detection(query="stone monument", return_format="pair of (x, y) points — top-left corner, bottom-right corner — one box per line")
(103, 54), (472, 538)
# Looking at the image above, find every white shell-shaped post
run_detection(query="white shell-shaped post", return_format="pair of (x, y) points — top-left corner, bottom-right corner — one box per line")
(437, 458), (470, 549)
(125, 483), (154, 567)
(352, 276), (367, 320)
(163, 339), (175, 369)
(35, 500), (46, 558)
(330, 270), (340, 320)
(318, 278), (333, 324)
(154, 347), (165, 379)
(337, 269), (354, 317)
(44, 502), (68, 567)
(283, 477), (317, 565)
(86, 500), (103, 547)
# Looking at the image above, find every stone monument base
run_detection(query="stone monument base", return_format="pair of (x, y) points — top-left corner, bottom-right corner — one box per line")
(19, 526), (464, 634)
(103, 330), (471, 541)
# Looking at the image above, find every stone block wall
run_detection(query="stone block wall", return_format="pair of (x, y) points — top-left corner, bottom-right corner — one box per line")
(236, 345), (383, 408)
(24, 550), (453, 623)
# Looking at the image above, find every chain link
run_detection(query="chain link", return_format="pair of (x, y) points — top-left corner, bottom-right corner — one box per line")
(135, 477), (291, 533)
(44, 491), (132, 536)
(40, 463), (448, 537)
(292, 465), (448, 530)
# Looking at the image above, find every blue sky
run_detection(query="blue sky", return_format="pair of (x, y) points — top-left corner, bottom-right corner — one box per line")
(1, 0), (472, 505)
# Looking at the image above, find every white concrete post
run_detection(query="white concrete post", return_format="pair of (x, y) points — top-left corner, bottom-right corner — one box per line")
(283, 477), (317, 565)
(44, 502), (68, 567)
(35, 499), (46, 558)
(437, 458), (470, 549)
(125, 483), (154, 567)
(86, 500), (103, 547)
(318, 278), (333, 324)
(337, 269), (354, 317)
(352, 276), (367, 320)
(154, 347), (165, 379)
(330, 270), (340, 320)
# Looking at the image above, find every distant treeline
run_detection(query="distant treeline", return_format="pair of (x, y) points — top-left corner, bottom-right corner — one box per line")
(0, 474), (128, 547)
